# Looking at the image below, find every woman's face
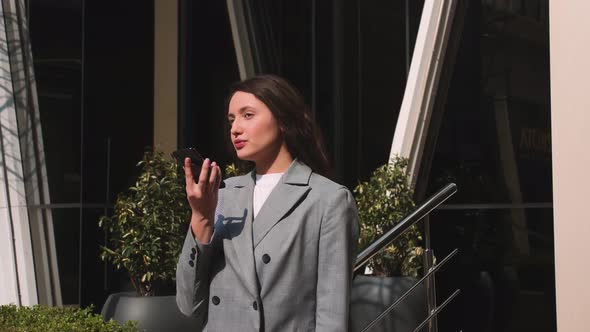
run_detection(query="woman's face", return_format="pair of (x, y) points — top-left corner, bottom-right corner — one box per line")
(228, 91), (285, 164)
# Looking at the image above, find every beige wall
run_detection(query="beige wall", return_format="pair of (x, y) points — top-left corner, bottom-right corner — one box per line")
(550, 1), (590, 330)
(154, 0), (178, 156)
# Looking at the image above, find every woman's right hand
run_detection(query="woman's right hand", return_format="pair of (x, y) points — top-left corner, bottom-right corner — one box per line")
(184, 157), (222, 243)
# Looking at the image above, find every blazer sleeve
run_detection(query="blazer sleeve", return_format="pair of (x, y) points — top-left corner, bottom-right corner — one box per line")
(175, 227), (215, 326)
(315, 187), (360, 331)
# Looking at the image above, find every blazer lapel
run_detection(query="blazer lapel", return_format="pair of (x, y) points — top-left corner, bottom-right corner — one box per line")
(252, 160), (312, 247)
(222, 172), (259, 298)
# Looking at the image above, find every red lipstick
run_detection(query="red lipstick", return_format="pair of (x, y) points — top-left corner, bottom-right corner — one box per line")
(234, 139), (246, 150)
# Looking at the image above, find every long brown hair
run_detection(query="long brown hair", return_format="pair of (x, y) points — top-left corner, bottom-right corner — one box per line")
(224, 74), (332, 178)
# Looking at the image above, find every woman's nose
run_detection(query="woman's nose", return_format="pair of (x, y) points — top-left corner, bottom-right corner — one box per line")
(230, 120), (242, 135)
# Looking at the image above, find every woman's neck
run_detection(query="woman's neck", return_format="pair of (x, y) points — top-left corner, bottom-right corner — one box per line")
(255, 144), (293, 174)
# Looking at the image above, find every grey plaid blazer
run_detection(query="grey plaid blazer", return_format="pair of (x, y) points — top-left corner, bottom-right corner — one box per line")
(176, 159), (359, 331)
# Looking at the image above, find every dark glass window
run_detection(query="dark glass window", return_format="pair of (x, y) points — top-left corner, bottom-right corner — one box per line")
(178, 0), (241, 166)
(424, 2), (555, 331)
(29, 0), (154, 307)
(30, 0), (83, 205)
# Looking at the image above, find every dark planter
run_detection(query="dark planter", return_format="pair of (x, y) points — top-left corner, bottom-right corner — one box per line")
(350, 276), (428, 332)
(101, 292), (200, 332)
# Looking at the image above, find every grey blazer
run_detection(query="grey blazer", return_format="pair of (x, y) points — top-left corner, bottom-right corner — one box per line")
(176, 160), (359, 331)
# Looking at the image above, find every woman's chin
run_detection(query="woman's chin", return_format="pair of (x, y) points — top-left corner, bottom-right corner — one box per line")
(236, 151), (255, 161)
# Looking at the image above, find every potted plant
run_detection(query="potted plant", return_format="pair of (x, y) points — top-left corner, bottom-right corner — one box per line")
(98, 149), (198, 331)
(350, 157), (428, 332)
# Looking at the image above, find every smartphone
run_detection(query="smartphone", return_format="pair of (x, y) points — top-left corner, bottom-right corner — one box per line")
(171, 148), (225, 188)
(171, 148), (204, 180)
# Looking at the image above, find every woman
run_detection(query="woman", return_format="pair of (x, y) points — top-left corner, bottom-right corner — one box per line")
(176, 74), (359, 331)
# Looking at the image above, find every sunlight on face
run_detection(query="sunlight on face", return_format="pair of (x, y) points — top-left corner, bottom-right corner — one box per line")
(227, 91), (285, 166)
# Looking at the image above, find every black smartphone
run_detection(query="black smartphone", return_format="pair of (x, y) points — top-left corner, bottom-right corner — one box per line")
(171, 148), (225, 188)
(171, 148), (204, 180)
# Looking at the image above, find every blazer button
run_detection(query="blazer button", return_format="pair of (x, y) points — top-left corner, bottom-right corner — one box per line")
(188, 260), (194, 267)
(190, 253), (195, 260)
(252, 301), (258, 311)
(262, 254), (271, 264)
(212, 296), (220, 305)
(191, 248), (197, 254)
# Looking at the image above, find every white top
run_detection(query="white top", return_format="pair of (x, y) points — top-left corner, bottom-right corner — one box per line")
(253, 172), (284, 219)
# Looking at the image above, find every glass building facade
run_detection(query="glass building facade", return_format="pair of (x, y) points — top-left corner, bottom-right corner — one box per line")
(21, 0), (554, 330)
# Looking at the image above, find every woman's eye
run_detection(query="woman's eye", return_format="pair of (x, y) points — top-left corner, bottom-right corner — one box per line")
(244, 113), (254, 119)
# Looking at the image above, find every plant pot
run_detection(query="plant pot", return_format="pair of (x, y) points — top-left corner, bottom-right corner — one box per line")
(350, 276), (428, 332)
(101, 292), (200, 331)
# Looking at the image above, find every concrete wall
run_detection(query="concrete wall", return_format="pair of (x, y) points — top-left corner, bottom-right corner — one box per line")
(550, 1), (590, 330)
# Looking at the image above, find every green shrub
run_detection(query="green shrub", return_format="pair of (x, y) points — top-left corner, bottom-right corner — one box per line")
(354, 157), (423, 277)
(99, 150), (191, 296)
(0, 305), (138, 332)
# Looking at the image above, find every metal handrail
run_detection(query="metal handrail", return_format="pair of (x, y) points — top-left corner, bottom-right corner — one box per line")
(354, 183), (457, 272)
(359, 249), (459, 332)
(413, 289), (460, 332)
(353, 182), (458, 332)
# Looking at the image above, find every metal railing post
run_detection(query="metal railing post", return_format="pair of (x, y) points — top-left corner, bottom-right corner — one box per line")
(423, 214), (438, 332)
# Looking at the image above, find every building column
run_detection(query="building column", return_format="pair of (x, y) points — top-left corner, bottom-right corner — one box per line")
(154, 0), (178, 156)
(550, 1), (590, 330)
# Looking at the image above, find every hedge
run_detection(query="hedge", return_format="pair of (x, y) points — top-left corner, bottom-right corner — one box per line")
(0, 305), (138, 332)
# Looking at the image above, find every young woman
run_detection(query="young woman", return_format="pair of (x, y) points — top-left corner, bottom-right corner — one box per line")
(176, 75), (359, 331)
